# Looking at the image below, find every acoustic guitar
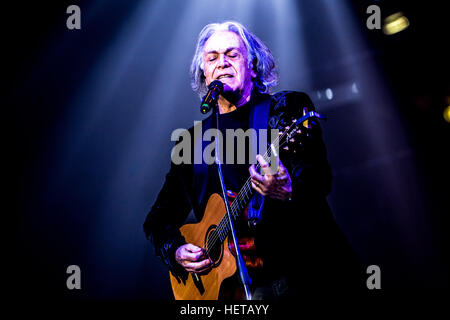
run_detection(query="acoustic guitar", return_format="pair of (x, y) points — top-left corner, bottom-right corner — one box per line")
(169, 110), (324, 300)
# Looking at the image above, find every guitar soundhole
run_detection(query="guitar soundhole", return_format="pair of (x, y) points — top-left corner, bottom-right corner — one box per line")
(205, 225), (223, 267)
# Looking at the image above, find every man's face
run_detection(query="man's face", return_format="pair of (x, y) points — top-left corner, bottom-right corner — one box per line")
(203, 31), (256, 95)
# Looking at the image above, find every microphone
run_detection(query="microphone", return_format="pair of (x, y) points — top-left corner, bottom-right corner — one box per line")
(200, 80), (223, 114)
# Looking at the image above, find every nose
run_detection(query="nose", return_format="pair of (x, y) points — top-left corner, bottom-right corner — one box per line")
(218, 54), (230, 68)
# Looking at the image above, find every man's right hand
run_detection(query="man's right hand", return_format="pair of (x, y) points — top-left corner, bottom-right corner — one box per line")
(175, 244), (213, 273)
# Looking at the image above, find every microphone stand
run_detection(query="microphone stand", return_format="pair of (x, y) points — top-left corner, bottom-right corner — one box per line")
(214, 104), (252, 300)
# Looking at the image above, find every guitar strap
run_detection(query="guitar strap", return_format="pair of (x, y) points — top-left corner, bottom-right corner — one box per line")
(249, 94), (271, 158)
(247, 94), (271, 226)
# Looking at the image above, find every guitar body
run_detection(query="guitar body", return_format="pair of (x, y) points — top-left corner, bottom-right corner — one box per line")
(169, 193), (237, 300)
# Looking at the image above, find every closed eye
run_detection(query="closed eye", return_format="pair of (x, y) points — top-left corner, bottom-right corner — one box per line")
(227, 51), (239, 58)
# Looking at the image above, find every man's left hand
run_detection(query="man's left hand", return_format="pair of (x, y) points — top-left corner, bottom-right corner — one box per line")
(249, 155), (292, 201)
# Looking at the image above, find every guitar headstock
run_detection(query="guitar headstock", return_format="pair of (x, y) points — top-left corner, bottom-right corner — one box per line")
(276, 107), (326, 155)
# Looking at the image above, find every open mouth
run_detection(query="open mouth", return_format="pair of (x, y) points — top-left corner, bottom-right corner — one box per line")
(216, 74), (234, 80)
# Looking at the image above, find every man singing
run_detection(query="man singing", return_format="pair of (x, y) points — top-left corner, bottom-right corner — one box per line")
(144, 21), (361, 299)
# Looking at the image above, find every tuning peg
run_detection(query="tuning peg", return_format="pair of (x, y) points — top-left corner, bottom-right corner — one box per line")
(292, 118), (297, 122)
(289, 138), (295, 142)
(283, 146), (289, 151)
(278, 131), (283, 135)
(296, 129), (302, 134)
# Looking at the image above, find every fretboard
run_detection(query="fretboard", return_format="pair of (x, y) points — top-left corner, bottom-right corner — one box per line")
(213, 110), (322, 243)
(215, 150), (275, 243)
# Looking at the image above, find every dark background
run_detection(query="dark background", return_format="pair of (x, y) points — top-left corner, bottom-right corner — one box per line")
(6, 0), (449, 303)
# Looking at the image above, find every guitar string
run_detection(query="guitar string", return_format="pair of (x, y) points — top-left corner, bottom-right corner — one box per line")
(206, 135), (293, 255)
(206, 121), (304, 254)
(231, 113), (312, 214)
(205, 117), (301, 255)
(206, 138), (277, 254)
(205, 112), (315, 254)
(226, 111), (313, 218)
(205, 116), (307, 255)
(206, 133), (297, 255)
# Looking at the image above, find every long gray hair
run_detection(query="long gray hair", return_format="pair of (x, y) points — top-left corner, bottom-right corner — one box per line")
(190, 21), (278, 98)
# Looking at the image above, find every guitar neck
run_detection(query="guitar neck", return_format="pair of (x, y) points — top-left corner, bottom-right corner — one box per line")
(215, 154), (272, 242)
(230, 179), (255, 219)
(215, 179), (254, 243)
(215, 111), (324, 242)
